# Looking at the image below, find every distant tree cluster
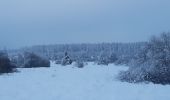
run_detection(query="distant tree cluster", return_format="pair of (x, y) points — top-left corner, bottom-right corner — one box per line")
(118, 32), (170, 84)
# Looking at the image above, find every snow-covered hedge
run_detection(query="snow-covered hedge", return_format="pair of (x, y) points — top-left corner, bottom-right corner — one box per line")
(118, 32), (170, 84)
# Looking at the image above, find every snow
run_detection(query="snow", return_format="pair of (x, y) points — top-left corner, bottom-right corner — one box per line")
(0, 62), (170, 100)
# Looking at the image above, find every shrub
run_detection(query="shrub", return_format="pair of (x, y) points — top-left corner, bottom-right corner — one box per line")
(75, 60), (84, 68)
(118, 32), (170, 84)
(0, 52), (16, 73)
(23, 52), (50, 68)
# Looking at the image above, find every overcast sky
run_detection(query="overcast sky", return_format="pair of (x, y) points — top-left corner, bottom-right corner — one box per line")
(0, 0), (170, 49)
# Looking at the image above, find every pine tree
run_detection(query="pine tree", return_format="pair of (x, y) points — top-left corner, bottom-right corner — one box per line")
(61, 52), (72, 66)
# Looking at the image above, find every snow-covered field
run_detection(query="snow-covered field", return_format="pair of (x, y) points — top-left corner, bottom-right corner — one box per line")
(0, 62), (170, 100)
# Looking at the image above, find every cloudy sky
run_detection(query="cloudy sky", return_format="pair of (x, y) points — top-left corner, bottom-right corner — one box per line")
(0, 0), (170, 49)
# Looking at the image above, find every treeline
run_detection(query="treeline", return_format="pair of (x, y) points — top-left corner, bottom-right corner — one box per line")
(9, 42), (146, 65)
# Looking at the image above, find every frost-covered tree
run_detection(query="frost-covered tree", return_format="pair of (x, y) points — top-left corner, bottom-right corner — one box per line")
(118, 32), (170, 84)
(61, 52), (72, 66)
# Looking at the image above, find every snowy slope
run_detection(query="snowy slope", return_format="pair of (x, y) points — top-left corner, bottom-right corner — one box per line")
(0, 62), (170, 100)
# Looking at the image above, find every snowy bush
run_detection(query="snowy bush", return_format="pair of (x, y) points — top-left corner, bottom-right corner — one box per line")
(61, 52), (72, 66)
(75, 60), (84, 68)
(118, 32), (170, 84)
(23, 52), (50, 68)
(0, 52), (16, 73)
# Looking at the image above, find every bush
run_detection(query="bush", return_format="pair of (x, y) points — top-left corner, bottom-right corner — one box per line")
(0, 52), (16, 73)
(75, 60), (84, 68)
(118, 32), (170, 84)
(23, 52), (50, 68)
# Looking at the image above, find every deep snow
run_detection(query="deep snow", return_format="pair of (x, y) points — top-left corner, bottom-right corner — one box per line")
(0, 62), (170, 100)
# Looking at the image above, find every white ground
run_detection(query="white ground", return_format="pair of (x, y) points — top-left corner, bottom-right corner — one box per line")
(0, 62), (170, 100)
